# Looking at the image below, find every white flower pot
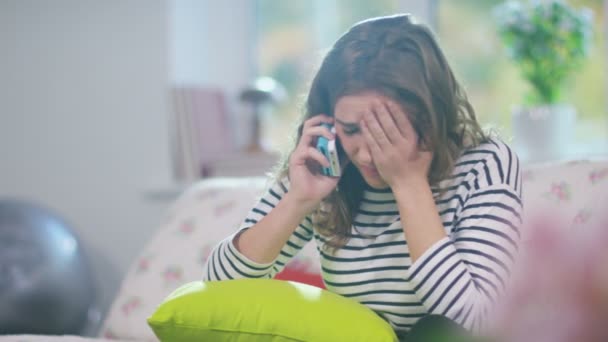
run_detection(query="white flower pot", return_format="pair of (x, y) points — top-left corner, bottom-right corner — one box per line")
(512, 104), (576, 163)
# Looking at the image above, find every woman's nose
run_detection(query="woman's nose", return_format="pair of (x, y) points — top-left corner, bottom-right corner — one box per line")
(355, 142), (372, 165)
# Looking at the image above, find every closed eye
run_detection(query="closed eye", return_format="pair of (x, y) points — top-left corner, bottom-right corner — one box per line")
(343, 127), (360, 136)
(335, 119), (360, 136)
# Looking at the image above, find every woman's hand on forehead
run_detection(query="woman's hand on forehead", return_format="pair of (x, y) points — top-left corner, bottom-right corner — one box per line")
(360, 99), (432, 189)
(371, 99), (416, 142)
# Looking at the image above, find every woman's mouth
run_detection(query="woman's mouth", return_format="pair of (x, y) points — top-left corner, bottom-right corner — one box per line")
(359, 165), (379, 177)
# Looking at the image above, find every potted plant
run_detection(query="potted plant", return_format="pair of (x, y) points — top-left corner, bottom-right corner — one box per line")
(493, 0), (593, 162)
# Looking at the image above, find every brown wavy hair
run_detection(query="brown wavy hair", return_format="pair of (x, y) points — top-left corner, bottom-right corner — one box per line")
(274, 14), (488, 251)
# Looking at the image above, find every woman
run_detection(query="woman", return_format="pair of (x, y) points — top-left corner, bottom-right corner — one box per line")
(203, 14), (522, 338)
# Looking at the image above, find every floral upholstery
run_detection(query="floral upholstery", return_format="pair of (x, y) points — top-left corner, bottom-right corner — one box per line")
(520, 159), (608, 236)
(100, 160), (608, 341)
(99, 177), (320, 340)
(497, 160), (608, 341)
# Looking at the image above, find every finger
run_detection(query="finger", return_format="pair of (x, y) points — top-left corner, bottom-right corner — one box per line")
(303, 114), (334, 130)
(291, 146), (330, 168)
(375, 101), (404, 144)
(363, 110), (391, 147)
(299, 124), (335, 147)
(387, 102), (417, 143)
(360, 119), (382, 157)
(304, 146), (331, 168)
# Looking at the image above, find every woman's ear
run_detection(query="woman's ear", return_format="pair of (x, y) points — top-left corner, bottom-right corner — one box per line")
(416, 134), (431, 151)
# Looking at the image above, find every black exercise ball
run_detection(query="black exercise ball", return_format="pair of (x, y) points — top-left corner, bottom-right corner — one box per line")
(0, 199), (96, 335)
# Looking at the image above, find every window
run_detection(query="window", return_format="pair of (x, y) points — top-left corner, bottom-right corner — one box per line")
(436, 0), (607, 157)
(253, 0), (606, 158)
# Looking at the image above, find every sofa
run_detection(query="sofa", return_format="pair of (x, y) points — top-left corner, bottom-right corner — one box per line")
(2, 159), (607, 341)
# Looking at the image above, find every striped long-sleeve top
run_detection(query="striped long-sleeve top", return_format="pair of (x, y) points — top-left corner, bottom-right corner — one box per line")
(203, 138), (523, 334)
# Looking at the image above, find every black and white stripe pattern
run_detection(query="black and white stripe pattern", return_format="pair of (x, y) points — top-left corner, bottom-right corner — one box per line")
(203, 138), (522, 334)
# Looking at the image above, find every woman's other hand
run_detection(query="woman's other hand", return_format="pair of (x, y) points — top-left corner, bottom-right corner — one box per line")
(360, 101), (433, 190)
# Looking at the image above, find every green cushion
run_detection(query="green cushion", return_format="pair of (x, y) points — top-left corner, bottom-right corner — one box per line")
(147, 279), (398, 342)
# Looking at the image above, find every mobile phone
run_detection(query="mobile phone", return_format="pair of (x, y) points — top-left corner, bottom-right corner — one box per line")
(316, 123), (341, 177)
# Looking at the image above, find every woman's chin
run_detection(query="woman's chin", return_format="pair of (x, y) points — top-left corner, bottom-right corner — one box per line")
(363, 176), (389, 189)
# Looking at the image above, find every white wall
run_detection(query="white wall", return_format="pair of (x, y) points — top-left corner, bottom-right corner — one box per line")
(170, 0), (256, 148)
(0, 0), (172, 321)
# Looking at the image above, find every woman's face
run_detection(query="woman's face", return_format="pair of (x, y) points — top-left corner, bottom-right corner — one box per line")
(334, 91), (418, 189)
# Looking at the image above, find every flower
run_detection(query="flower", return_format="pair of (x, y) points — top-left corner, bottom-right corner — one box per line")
(493, 0), (593, 105)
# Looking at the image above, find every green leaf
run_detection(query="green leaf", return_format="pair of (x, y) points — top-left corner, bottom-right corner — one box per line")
(493, 0), (593, 104)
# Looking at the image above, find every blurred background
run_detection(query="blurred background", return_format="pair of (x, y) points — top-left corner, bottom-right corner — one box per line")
(0, 0), (606, 322)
